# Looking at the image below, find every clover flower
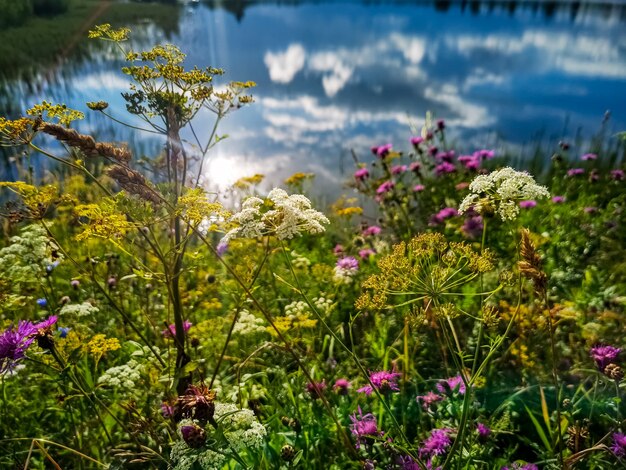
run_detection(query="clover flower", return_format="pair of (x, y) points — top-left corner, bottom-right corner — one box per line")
(357, 369), (401, 395)
(221, 188), (329, 243)
(334, 256), (359, 284)
(435, 162), (456, 175)
(611, 169), (624, 180)
(459, 167), (549, 221)
(359, 249), (375, 260)
(477, 423), (491, 439)
(350, 407), (380, 449)
(430, 207), (458, 225)
(305, 380), (327, 399)
(413, 184), (425, 192)
(391, 165), (407, 175)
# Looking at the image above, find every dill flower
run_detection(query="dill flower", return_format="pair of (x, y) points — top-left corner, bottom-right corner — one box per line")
(349, 407), (381, 449)
(459, 167), (549, 221)
(357, 369), (401, 395)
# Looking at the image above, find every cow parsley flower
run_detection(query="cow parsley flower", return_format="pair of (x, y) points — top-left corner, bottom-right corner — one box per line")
(459, 167), (549, 221)
(221, 188), (329, 243)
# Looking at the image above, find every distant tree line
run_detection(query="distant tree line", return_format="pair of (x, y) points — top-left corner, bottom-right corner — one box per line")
(0, 0), (70, 29)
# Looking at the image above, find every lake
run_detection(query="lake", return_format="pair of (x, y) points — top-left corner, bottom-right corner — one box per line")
(1, 0), (625, 196)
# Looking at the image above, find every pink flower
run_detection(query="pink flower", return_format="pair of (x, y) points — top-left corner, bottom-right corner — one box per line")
(333, 378), (351, 395)
(567, 168), (585, 177)
(162, 320), (192, 338)
(430, 207), (458, 225)
(350, 407), (381, 449)
(435, 162), (456, 175)
(455, 182), (469, 190)
(419, 428), (452, 459)
(372, 143), (393, 159)
(305, 380), (327, 399)
(337, 256), (359, 271)
(436, 375), (467, 395)
(362, 225), (382, 236)
(409, 162), (421, 172)
(391, 165), (407, 175)
(354, 168), (370, 181)
(416, 391), (443, 410)
(611, 169), (624, 180)
(413, 184), (425, 192)
(551, 196), (565, 203)
(333, 244), (345, 255)
(359, 249), (375, 260)
(410, 136), (424, 146)
(357, 369), (401, 395)
(519, 200), (537, 209)
(376, 181), (395, 194)
(581, 153), (597, 161)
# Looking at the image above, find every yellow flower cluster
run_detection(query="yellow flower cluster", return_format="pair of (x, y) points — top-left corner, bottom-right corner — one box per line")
(176, 188), (228, 227)
(26, 101), (84, 126)
(331, 196), (363, 217)
(233, 174), (264, 190)
(0, 182), (58, 219)
(88, 24), (131, 42)
(268, 313), (317, 337)
(0, 117), (36, 145)
(284, 172), (314, 186)
(73, 197), (133, 241)
(85, 334), (121, 365)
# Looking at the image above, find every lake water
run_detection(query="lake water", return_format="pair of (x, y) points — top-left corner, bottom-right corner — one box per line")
(1, 1), (625, 195)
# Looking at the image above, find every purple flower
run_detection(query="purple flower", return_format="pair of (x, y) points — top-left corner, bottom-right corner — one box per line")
(430, 207), (458, 225)
(477, 423), (491, 438)
(359, 249), (375, 260)
(475, 149), (495, 160)
(337, 256), (359, 271)
(350, 407), (380, 449)
(502, 464), (538, 470)
(436, 375), (467, 395)
(461, 216), (483, 239)
(376, 180), (395, 194)
(428, 146), (438, 157)
(435, 162), (456, 175)
(162, 320), (193, 338)
(581, 153), (597, 161)
(436, 151), (454, 163)
(611, 432), (626, 457)
(419, 428), (452, 459)
(70, 279), (80, 289)
(357, 369), (401, 395)
(362, 225), (382, 237)
(611, 169), (625, 181)
(519, 200), (537, 209)
(216, 241), (228, 256)
(372, 143), (393, 159)
(333, 378), (351, 395)
(333, 244), (344, 255)
(551, 196), (565, 203)
(160, 400), (178, 418)
(458, 155), (480, 170)
(305, 380), (327, 399)
(397, 454), (420, 470)
(409, 162), (421, 172)
(354, 168), (370, 181)
(590, 344), (621, 370)
(0, 321), (38, 373)
(391, 165), (407, 175)
(413, 184), (425, 192)
(410, 136), (424, 146)
(567, 168), (585, 177)
(416, 391), (443, 410)
(180, 424), (206, 448)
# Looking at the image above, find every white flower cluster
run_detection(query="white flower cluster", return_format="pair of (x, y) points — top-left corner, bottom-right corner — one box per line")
(232, 309), (267, 336)
(97, 359), (143, 391)
(284, 300), (309, 317)
(59, 302), (99, 317)
(290, 250), (311, 269)
(333, 266), (357, 285)
(221, 188), (329, 243)
(459, 167), (550, 221)
(313, 295), (334, 314)
(170, 403), (266, 470)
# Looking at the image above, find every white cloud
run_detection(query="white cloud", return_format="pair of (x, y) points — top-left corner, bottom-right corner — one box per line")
(308, 52), (353, 97)
(264, 43), (306, 84)
(73, 72), (131, 91)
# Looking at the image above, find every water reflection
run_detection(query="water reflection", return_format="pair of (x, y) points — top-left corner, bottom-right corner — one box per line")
(1, 1), (625, 194)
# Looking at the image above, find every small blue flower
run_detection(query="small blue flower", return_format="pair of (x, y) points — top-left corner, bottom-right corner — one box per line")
(36, 298), (47, 308)
(57, 327), (71, 339)
(46, 261), (60, 273)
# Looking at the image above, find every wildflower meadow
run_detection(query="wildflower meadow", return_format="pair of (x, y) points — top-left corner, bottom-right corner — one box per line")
(0, 25), (625, 470)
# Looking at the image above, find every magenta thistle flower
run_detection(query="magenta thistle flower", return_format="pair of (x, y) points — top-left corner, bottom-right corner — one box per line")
(567, 168), (585, 176)
(397, 454), (420, 469)
(475, 149), (495, 160)
(376, 180), (395, 194)
(590, 344), (621, 370)
(333, 244), (344, 255)
(362, 225), (382, 236)
(419, 428), (452, 459)
(409, 162), (421, 172)
(305, 380), (327, 399)
(410, 136), (424, 146)
(430, 207), (458, 225)
(611, 432), (626, 457)
(391, 165), (407, 175)
(551, 196), (565, 203)
(437, 119), (445, 131)
(436, 151), (454, 163)
(337, 256), (359, 271)
(611, 169), (624, 181)
(461, 216), (483, 239)
(477, 423), (491, 438)
(372, 143), (393, 159)
(333, 378), (351, 395)
(416, 391), (443, 410)
(350, 407), (380, 449)
(435, 162), (456, 175)
(0, 321), (38, 373)
(519, 200), (537, 209)
(359, 249), (375, 260)
(162, 320), (193, 338)
(413, 184), (425, 192)
(584, 206), (598, 214)
(436, 375), (467, 395)
(354, 168), (370, 181)
(458, 154), (480, 170)
(357, 369), (401, 395)
(581, 153), (597, 161)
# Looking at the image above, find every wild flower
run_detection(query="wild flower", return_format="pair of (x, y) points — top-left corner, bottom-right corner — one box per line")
(419, 428), (452, 459)
(409, 162), (421, 172)
(0, 321), (38, 374)
(221, 188), (329, 243)
(305, 380), (327, 399)
(333, 244), (344, 255)
(435, 162), (456, 175)
(436, 375), (467, 395)
(354, 168), (370, 181)
(391, 165), (407, 174)
(376, 181), (395, 195)
(551, 196), (565, 203)
(359, 249), (375, 260)
(584, 207), (598, 214)
(59, 302), (99, 317)
(611, 432), (626, 457)
(357, 369), (401, 395)
(519, 200), (537, 209)
(458, 154), (480, 170)
(180, 423), (207, 448)
(362, 225), (382, 236)
(410, 136), (424, 146)
(213, 402), (267, 451)
(581, 153), (597, 160)
(413, 184), (426, 192)
(430, 207), (458, 225)
(477, 423), (491, 438)
(459, 167), (549, 221)
(372, 143), (393, 158)
(163, 320), (193, 338)
(216, 241), (228, 256)
(462, 216), (483, 239)
(416, 391), (443, 410)
(502, 464), (538, 470)
(334, 256), (359, 284)
(590, 344), (621, 370)
(98, 359), (143, 392)
(232, 309), (266, 336)
(349, 407), (380, 449)
(397, 455), (420, 469)
(36, 298), (47, 308)
(611, 169), (624, 180)
(178, 384), (217, 425)
(333, 378), (351, 395)
(567, 168), (585, 176)
(436, 151), (454, 163)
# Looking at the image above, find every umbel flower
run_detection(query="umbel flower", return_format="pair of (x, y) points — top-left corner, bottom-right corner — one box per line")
(459, 167), (549, 221)
(355, 233), (494, 314)
(221, 188), (329, 243)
